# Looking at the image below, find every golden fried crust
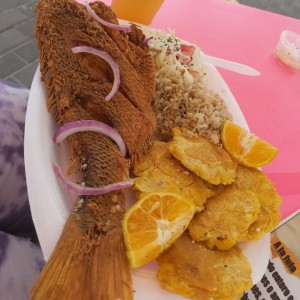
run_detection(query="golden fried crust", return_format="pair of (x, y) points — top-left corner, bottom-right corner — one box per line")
(188, 185), (261, 250)
(234, 165), (281, 240)
(157, 232), (253, 300)
(133, 141), (214, 211)
(35, 0), (156, 160)
(168, 128), (237, 185)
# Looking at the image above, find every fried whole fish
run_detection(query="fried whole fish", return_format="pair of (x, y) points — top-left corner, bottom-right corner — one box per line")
(32, 0), (156, 299)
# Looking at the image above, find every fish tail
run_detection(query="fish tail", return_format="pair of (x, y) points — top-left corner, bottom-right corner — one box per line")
(31, 202), (133, 300)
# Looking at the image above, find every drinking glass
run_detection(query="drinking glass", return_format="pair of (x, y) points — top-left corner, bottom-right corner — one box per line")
(111, 0), (164, 25)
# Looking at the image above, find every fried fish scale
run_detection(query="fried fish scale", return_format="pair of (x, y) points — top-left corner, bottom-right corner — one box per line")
(168, 128), (237, 185)
(234, 165), (281, 240)
(33, 0), (157, 297)
(36, 0), (156, 161)
(157, 232), (253, 300)
(133, 141), (214, 211)
(188, 185), (261, 250)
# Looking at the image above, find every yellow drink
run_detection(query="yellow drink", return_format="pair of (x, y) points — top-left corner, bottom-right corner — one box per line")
(111, 0), (164, 25)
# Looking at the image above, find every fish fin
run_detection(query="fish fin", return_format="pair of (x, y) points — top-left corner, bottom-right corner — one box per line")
(31, 210), (133, 300)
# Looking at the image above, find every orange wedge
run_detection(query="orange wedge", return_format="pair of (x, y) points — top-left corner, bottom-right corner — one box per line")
(123, 192), (195, 268)
(221, 120), (278, 168)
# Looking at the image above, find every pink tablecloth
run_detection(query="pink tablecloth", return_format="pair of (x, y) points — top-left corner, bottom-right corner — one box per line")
(85, 0), (300, 219)
(153, 0), (300, 220)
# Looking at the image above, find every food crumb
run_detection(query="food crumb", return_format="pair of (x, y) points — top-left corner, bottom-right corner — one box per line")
(110, 206), (117, 213)
(77, 198), (84, 208)
(112, 195), (118, 203)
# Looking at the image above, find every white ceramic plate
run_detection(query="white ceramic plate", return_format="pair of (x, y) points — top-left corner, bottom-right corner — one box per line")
(24, 50), (270, 299)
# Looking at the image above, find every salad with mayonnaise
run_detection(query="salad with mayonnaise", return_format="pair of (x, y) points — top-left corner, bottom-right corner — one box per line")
(143, 28), (207, 84)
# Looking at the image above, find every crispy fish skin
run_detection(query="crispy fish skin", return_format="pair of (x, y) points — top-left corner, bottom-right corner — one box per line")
(168, 128), (237, 185)
(35, 0), (156, 160)
(31, 113), (133, 299)
(31, 89), (133, 299)
(157, 232), (253, 300)
(234, 165), (281, 240)
(188, 185), (261, 250)
(133, 141), (215, 211)
(31, 181), (132, 299)
(32, 0), (157, 298)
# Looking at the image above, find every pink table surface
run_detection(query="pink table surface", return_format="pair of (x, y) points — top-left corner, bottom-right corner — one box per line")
(82, 0), (300, 219)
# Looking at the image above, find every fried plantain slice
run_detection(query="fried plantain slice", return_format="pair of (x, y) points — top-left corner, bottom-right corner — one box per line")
(157, 231), (253, 300)
(234, 165), (281, 240)
(188, 184), (261, 250)
(133, 141), (214, 211)
(168, 128), (237, 185)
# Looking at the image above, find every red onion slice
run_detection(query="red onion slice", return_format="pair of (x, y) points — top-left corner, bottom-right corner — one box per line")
(53, 120), (127, 156)
(71, 46), (120, 101)
(53, 162), (134, 196)
(144, 36), (153, 47)
(85, 1), (131, 33)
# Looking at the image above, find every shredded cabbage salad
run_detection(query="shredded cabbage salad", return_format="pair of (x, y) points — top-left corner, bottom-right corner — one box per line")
(144, 28), (207, 84)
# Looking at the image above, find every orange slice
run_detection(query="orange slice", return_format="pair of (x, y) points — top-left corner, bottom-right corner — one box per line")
(123, 192), (195, 268)
(221, 120), (278, 167)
